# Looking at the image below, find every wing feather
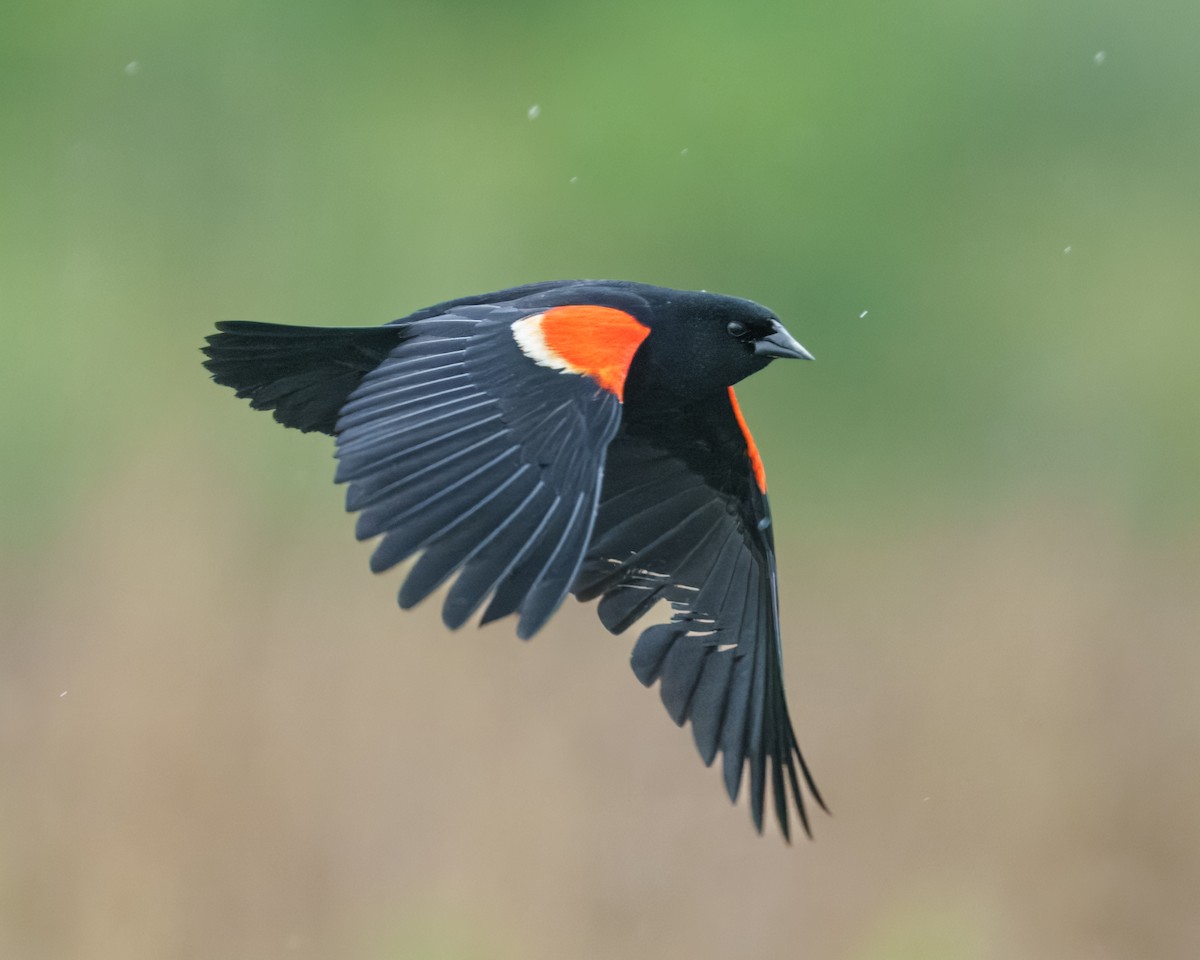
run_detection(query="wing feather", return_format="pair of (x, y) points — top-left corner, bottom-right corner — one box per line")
(334, 309), (622, 632)
(574, 391), (825, 838)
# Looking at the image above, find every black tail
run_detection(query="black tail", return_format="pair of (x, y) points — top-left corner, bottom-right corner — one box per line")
(202, 321), (407, 435)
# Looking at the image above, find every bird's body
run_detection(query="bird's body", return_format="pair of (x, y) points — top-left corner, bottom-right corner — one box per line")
(203, 280), (825, 839)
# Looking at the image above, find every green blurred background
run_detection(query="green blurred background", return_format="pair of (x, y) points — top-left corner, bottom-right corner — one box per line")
(3, 1), (1198, 957)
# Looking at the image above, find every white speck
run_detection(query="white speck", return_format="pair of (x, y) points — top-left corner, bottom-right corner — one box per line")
(527, 104), (540, 120)
(680, 147), (689, 157)
(59, 690), (68, 698)
(568, 176), (578, 184)
(125, 61), (140, 76)
(859, 310), (868, 319)
(1063, 245), (1072, 254)
(1093, 50), (1106, 65)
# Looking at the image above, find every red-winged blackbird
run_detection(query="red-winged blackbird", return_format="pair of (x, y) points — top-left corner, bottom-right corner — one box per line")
(203, 280), (826, 839)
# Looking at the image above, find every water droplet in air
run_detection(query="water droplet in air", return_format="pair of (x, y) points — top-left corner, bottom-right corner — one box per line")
(568, 176), (578, 184)
(859, 310), (868, 318)
(680, 147), (689, 157)
(1093, 50), (1106, 65)
(1063, 245), (1072, 254)
(125, 61), (140, 76)
(527, 104), (541, 120)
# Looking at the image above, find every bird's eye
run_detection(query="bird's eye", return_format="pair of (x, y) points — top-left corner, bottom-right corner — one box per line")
(726, 320), (748, 338)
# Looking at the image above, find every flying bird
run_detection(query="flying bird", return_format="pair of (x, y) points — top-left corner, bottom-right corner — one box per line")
(203, 279), (826, 839)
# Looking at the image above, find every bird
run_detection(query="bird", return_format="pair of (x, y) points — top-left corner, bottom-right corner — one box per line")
(202, 279), (827, 839)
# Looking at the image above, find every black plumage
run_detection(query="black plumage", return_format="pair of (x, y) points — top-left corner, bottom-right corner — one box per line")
(203, 279), (825, 839)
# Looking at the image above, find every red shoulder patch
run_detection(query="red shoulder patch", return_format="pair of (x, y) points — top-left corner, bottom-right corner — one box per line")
(518, 305), (650, 402)
(727, 387), (767, 493)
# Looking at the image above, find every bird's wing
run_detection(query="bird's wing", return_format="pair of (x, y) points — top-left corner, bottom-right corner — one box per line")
(573, 387), (825, 839)
(337, 304), (642, 638)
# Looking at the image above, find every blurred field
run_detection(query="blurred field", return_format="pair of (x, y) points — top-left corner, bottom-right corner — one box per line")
(3, 1), (1199, 958)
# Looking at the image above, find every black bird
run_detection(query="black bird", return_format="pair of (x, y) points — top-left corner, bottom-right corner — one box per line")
(203, 279), (826, 839)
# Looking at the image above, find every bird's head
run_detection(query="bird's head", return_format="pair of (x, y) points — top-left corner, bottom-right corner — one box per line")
(630, 288), (812, 399)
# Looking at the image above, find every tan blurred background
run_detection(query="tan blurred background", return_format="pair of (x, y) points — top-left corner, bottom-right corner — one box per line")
(3, 1), (1198, 958)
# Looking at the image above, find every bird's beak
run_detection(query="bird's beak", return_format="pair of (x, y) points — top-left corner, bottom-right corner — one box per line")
(754, 320), (814, 361)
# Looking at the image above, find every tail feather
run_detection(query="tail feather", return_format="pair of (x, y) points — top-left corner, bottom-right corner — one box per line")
(202, 321), (406, 435)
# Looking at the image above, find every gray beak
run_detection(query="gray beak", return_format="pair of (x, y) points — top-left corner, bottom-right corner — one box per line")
(754, 320), (814, 361)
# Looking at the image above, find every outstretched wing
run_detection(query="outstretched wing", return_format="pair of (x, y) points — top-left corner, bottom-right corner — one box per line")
(335, 304), (644, 638)
(573, 387), (825, 840)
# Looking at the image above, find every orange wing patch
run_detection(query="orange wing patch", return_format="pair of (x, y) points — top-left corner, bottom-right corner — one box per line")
(511, 305), (650, 402)
(727, 387), (767, 493)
